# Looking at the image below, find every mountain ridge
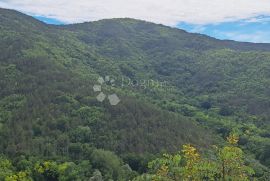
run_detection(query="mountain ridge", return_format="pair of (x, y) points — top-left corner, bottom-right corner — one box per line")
(2, 7), (270, 51)
(0, 7), (270, 179)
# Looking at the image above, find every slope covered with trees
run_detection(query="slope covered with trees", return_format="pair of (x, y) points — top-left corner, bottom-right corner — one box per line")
(0, 8), (270, 180)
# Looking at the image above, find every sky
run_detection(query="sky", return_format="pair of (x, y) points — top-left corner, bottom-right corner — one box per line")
(1, 0), (270, 43)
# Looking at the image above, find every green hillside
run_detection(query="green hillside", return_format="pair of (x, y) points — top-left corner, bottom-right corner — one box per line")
(0, 8), (270, 180)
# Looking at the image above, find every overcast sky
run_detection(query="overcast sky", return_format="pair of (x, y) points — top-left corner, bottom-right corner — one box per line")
(1, 0), (270, 43)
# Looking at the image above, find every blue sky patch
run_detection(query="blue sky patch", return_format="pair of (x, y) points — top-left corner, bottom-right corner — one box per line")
(33, 16), (65, 25)
(177, 16), (270, 43)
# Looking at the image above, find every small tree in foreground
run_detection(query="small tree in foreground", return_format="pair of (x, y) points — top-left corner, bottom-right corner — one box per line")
(135, 133), (255, 181)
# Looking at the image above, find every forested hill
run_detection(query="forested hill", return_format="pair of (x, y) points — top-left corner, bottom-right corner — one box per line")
(1, 7), (270, 180)
(65, 18), (270, 52)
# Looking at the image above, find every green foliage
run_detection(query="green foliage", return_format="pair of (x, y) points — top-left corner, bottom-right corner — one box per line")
(89, 170), (103, 181)
(5, 171), (32, 181)
(138, 135), (255, 181)
(0, 7), (270, 180)
(91, 149), (136, 180)
(0, 157), (14, 180)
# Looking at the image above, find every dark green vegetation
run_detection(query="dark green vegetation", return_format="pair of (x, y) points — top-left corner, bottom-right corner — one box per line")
(0, 7), (270, 180)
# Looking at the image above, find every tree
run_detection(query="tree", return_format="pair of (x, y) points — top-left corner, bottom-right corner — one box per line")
(89, 170), (103, 181)
(135, 133), (255, 181)
(218, 133), (255, 181)
(0, 157), (14, 180)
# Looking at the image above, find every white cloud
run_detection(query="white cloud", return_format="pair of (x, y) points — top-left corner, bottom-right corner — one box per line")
(214, 30), (270, 43)
(190, 25), (206, 33)
(1, 0), (270, 26)
(244, 16), (270, 23)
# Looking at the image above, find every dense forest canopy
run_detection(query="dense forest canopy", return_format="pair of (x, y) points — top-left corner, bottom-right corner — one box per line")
(0, 8), (270, 180)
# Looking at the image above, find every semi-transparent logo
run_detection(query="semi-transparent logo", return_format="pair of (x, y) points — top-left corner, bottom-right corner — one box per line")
(93, 76), (120, 105)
